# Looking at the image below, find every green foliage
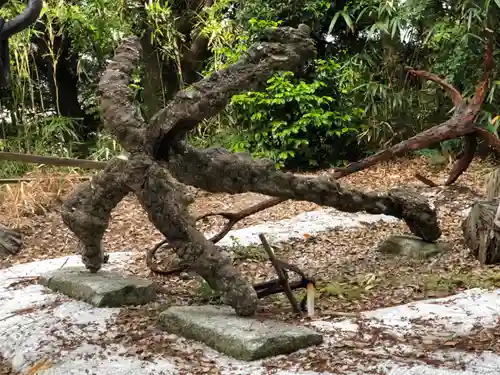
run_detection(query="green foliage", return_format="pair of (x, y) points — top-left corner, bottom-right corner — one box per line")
(227, 59), (365, 169)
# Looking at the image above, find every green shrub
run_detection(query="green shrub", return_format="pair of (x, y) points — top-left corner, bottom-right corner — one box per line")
(227, 58), (366, 169)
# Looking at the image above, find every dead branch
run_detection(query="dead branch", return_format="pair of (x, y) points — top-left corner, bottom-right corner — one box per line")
(259, 233), (302, 314)
(0, 151), (106, 169)
(98, 37), (146, 152)
(333, 37), (494, 186)
(414, 173), (439, 187)
(165, 144), (441, 242)
(61, 157), (131, 272)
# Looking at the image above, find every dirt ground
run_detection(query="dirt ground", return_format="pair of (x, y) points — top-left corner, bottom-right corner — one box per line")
(1, 155), (499, 374)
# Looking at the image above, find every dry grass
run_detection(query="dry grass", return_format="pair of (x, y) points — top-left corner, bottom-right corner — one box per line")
(0, 168), (94, 226)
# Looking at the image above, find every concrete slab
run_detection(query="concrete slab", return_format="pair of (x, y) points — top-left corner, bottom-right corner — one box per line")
(39, 266), (156, 307)
(1, 202), (500, 375)
(3, 252), (500, 374)
(376, 234), (448, 259)
(158, 305), (324, 360)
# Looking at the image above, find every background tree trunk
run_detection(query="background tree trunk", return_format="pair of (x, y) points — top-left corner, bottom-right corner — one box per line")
(462, 199), (500, 264)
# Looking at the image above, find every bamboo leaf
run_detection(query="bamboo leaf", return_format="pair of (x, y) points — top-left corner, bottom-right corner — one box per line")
(342, 12), (355, 32)
(328, 12), (341, 34)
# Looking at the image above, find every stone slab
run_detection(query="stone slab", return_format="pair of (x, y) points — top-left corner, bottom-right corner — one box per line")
(158, 305), (323, 360)
(377, 234), (448, 259)
(39, 266), (156, 307)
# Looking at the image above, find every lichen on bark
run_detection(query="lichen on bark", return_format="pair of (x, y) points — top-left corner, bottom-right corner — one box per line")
(61, 24), (441, 316)
(165, 144), (441, 241)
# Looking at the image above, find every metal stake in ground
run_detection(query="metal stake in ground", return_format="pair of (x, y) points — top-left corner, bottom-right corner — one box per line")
(258, 233), (302, 315)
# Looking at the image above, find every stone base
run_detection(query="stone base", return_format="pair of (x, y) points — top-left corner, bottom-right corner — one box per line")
(158, 305), (323, 360)
(39, 267), (156, 307)
(377, 234), (447, 259)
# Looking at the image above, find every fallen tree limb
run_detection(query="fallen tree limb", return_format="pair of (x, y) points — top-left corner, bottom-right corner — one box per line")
(61, 157), (131, 272)
(62, 25), (441, 317)
(333, 34), (495, 186)
(146, 25), (316, 155)
(0, 151), (107, 169)
(62, 25), (318, 317)
(165, 144), (441, 241)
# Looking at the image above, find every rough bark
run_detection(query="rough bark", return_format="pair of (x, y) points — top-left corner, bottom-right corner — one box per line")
(0, 224), (22, 256)
(333, 35), (495, 186)
(60, 158), (131, 272)
(147, 24), (317, 157)
(462, 200), (500, 265)
(165, 144), (441, 241)
(62, 25), (441, 317)
(98, 38), (147, 153)
(130, 155), (258, 315)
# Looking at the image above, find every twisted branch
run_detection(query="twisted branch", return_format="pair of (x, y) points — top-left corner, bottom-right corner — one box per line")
(147, 25), (316, 157)
(62, 25), (322, 317)
(333, 35), (495, 186)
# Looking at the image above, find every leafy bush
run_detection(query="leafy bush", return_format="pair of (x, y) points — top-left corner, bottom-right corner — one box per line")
(226, 58), (365, 169)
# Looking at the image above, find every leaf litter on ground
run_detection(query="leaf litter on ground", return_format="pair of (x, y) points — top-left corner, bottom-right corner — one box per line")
(0, 155), (499, 374)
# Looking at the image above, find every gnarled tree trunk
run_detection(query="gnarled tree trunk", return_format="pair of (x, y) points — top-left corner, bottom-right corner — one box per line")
(463, 199), (500, 265)
(61, 25), (441, 317)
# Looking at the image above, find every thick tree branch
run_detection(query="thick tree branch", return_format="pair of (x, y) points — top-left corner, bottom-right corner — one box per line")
(98, 37), (146, 152)
(408, 69), (464, 107)
(165, 144), (441, 242)
(147, 25), (316, 158)
(61, 158), (131, 272)
(335, 38), (494, 184)
(333, 112), (477, 179)
(129, 154), (258, 316)
(444, 134), (477, 185)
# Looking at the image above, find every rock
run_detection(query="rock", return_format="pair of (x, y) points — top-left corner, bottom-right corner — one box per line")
(376, 235), (447, 259)
(0, 224), (23, 257)
(39, 267), (156, 307)
(158, 305), (323, 360)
